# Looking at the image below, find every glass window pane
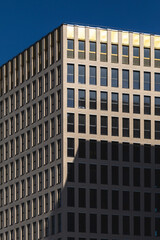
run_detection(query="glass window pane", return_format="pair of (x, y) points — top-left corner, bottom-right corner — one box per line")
(90, 42), (96, 52)
(67, 64), (74, 83)
(79, 41), (85, 51)
(78, 65), (85, 84)
(101, 43), (107, 53)
(122, 46), (129, 56)
(100, 67), (107, 86)
(112, 69), (118, 87)
(133, 71), (140, 89)
(155, 49), (160, 59)
(90, 66), (96, 85)
(144, 72), (151, 91)
(133, 47), (139, 57)
(67, 89), (74, 108)
(144, 48), (150, 58)
(67, 40), (74, 50)
(155, 73), (160, 91)
(122, 70), (129, 88)
(112, 45), (118, 54)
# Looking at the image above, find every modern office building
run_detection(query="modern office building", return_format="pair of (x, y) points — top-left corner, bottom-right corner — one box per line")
(0, 23), (160, 239)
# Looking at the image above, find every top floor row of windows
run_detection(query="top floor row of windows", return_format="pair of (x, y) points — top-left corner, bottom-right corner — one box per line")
(67, 39), (160, 68)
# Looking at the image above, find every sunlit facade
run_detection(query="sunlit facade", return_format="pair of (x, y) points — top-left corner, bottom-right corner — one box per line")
(0, 24), (160, 239)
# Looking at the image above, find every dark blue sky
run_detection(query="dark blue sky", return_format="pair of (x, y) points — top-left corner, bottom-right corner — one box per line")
(1, 0), (160, 66)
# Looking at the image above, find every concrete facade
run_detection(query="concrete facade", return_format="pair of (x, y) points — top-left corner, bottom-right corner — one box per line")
(0, 24), (160, 239)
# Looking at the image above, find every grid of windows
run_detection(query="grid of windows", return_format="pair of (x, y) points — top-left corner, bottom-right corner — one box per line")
(1, 24), (160, 240)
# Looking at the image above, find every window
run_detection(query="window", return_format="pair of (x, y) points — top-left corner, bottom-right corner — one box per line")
(32, 81), (36, 99)
(144, 217), (151, 236)
(133, 168), (140, 187)
(133, 143), (140, 163)
(90, 165), (97, 183)
(90, 140), (97, 159)
(67, 64), (74, 83)
(78, 90), (85, 108)
(90, 115), (97, 134)
(57, 115), (61, 135)
(67, 213), (75, 232)
(112, 117), (119, 136)
(155, 193), (160, 212)
(134, 192), (140, 210)
(155, 49), (160, 68)
(78, 139), (86, 158)
(67, 138), (74, 157)
(122, 45), (129, 64)
(144, 48), (150, 66)
(155, 73), (160, 91)
(27, 84), (30, 102)
(67, 113), (74, 132)
(122, 69), (129, 88)
(79, 213), (86, 232)
(101, 92), (107, 110)
(100, 67), (107, 86)
(33, 104), (36, 123)
(144, 144), (151, 163)
(78, 65), (85, 84)
(112, 93), (118, 111)
(79, 188), (86, 207)
(123, 191), (130, 210)
(57, 66), (61, 85)
(89, 66), (96, 85)
(155, 97), (160, 115)
(57, 90), (61, 110)
(155, 121), (160, 139)
(133, 95), (140, 113)
(101, 141), (108, 160)
(134, 216), (140, 235)
(79, 164), (86, 183)
(112, 215), (119, 234)
(89, 91), (96, 109)
(111, 44), (118, 63)
(67, 39), (74, 58)
(122, 142), (129, 161)
(67, 163), (74, 182)
(100, 43), (107, 62)
(45, 73), (48, 92)
(144, 72), (151, 91)
(144, 168), (151, 187)
(144, 96), (151, 114)
(78, 41), (85, 59)
(144, 120), (151, 139)
(67, 89), (74, 108)
(101, 165), (108, 185)
(51, 94), (55, 113)
(89, 42), (96, 61)
(90, 214), (97, 233)
(112, 190), (119, 209)
(133, 71), (140, 89)
(51, 69), (55, 89)
(67, 188), (74, 207)
(78, 114), (85, 133)
(101, 116), (108, 135)
(133, 119), (140, 138)
(123, 118), (129, 137)
(122, 94), (129, 112)
(45, 97), (48, 116)
(90, 189), (97, 208)
(133, 46), (140, 65)
(111, 68), (118, 87)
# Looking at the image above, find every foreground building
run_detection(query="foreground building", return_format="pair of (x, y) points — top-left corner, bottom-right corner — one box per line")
(0, 23), (160, 239)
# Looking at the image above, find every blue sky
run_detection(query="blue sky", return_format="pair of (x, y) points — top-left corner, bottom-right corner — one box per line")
(0, 0), (160, 66)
